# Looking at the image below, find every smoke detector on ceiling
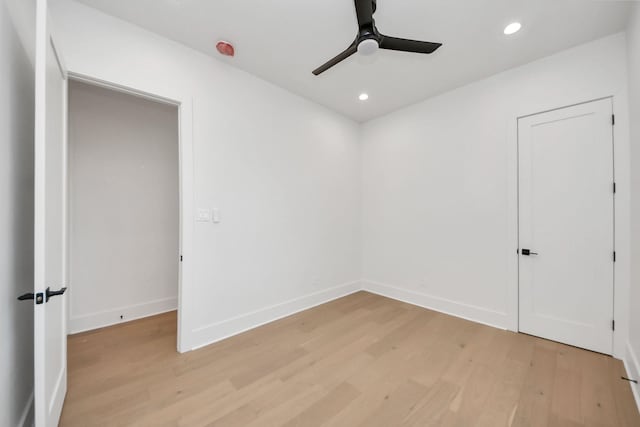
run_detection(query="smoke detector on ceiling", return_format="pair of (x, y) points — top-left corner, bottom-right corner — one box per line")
(216, 41), (235, 57)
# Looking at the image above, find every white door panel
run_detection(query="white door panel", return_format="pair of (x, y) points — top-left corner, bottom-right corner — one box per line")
(518, 98), (614, 354)
(34, 0), (67, 424)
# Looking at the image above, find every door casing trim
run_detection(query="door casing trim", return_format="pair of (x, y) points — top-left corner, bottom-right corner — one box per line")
(507, 95), (631, 359)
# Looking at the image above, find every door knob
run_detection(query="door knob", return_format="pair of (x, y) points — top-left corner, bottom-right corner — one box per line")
(521, 249), (538, 256)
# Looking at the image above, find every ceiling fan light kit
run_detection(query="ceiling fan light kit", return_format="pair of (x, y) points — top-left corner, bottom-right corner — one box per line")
(313, 0), (442, 75)
(357, 38), (379, 55)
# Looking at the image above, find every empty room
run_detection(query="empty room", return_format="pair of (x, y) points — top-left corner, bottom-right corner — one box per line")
(2, 0), (640, 426)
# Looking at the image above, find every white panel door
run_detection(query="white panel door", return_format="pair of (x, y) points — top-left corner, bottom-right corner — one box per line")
(518, 98), (614, 355)
(34, 0), (68, 425)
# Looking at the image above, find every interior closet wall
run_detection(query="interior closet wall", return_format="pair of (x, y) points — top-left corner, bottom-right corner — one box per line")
(68, 80), (179, 333)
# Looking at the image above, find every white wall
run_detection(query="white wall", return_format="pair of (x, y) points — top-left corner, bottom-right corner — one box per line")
(67, 81), (179, 333)
(51, 0), (362, 350)
(626, 2), (640, 406)
(361, 33), (631, 358)
(0, 0), (35, 425)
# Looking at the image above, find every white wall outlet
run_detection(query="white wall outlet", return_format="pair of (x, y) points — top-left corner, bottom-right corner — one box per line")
(196, 208), (211, 222)
(212, 208), (221, 223)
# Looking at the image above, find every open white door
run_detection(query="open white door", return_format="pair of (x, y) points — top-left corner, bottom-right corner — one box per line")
(33, 0), (68, 425)
(518, 98), (614, 355)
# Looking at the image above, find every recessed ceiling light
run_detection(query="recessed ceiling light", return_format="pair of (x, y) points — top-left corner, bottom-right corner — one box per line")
(359, 93), (369, 101)
(504, 22), (522, 35)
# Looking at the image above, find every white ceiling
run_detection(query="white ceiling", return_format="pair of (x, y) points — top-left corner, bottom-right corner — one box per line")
(71, 0), (632, 122)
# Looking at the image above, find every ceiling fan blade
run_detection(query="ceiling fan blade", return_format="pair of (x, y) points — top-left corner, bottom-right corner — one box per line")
(379, 35), (442, 54)
(354, 0), (374, 28)
(312, 43), (358, 75)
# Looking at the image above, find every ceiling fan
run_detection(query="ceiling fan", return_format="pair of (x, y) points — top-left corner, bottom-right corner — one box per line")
(312, 0), (443, 75)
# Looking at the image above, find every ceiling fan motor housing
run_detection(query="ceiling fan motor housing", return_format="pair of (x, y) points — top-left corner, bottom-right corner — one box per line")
(358, 25), (379, 42)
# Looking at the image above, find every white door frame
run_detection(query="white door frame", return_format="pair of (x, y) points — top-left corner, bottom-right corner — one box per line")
(506, 95), (631, 359)
(65, 71), (195, 353)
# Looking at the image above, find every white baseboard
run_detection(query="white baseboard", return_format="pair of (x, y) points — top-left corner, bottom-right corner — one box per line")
(17, 391), (34, 427)
(69, 296), (178, 334)
(362, 280), (509, 331)
(624, 342), (640, 413)
(190, 281), (362, 350)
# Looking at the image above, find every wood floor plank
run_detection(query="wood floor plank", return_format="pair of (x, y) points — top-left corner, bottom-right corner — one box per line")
(550, 344), (584, 425)
(580, 349), (619, 426)
(59, 291), (640, 427)
(511, 343), (558, 426)
(281, 382), (361, 427)
(402, 380), (460, 426)
(356, 379), (430, 427)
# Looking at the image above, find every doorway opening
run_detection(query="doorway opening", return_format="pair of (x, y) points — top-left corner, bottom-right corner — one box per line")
(66, 80), (180, 347)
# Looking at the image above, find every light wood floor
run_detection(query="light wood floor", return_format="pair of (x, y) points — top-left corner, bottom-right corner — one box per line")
(60, 291), (640, 426)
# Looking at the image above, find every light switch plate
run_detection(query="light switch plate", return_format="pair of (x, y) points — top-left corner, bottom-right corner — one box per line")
(212, 208), (221, 223)
(196, 208), (211, 222)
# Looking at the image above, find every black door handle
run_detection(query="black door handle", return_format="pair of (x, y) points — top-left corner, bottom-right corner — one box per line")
(18, 293), (34, 301)
(18, 292), (44, 304)
(46, 286), (67, 302)
(17, 287), (66, 303)
(521, 249), (538, 256)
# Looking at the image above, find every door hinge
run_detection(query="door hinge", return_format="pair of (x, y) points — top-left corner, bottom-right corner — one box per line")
(613, 251), (617, 262)
(613, 182), (616, 194)
(180, 255), (183, 262)
(612, 114), (615, 126)
(612, 320), (616, 331)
